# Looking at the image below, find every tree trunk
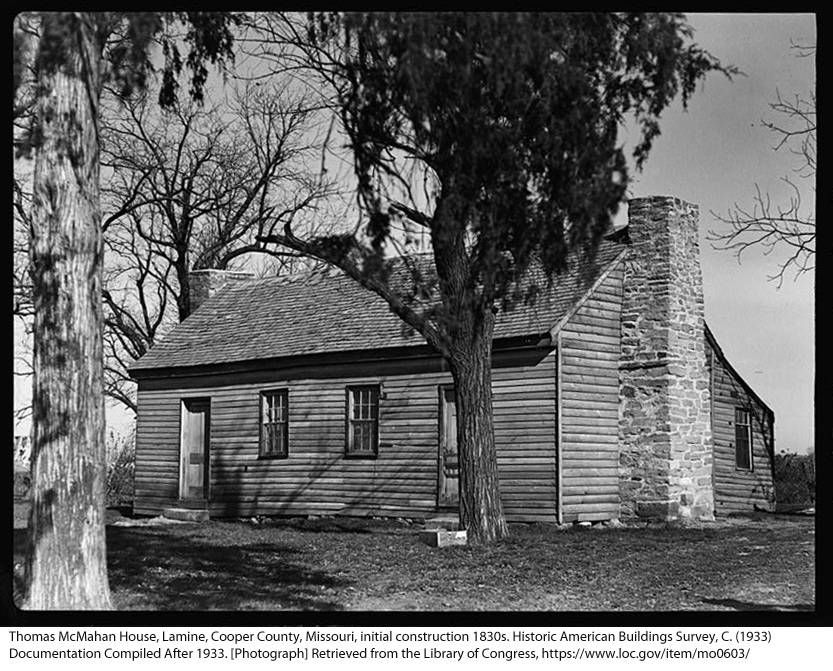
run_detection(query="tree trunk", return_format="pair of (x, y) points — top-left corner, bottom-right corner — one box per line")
(430, 198), (509, 544)
(446, 310), (509, 544)
(25, 13), (112, 609)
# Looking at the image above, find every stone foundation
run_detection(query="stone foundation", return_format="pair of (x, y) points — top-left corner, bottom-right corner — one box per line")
(619, 197), (714, 521)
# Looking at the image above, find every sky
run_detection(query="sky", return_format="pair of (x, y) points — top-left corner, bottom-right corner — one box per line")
(13, 13), (816, 454)
(613, 13), (816, 453)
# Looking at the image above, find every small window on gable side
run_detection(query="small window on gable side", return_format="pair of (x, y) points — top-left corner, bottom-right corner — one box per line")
(260, 389), (289, 459)
(345, 385), (380, 458)
(735, 407), (752, 470)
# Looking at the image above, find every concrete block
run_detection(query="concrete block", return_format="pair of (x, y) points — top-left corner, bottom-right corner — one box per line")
(419, 529), (467, 547)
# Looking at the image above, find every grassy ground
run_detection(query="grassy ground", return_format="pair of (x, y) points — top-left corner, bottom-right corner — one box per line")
(12, 505), (814, 612)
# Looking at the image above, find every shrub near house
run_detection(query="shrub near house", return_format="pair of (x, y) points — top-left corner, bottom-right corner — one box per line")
(13, 436), (31, 501)
(106, 431), (136, 507)
(774, 451), (815, 506)
(13, 433), (135, 507)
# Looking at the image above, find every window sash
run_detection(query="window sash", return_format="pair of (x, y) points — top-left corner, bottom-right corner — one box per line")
(735, 408), (752, 470)
(261, 390), (289, 457)
(347, 386), (379, 455)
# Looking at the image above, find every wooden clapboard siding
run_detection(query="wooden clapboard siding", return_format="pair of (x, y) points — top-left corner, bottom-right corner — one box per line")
(706, 336), (775, 514)
(133, 390), (180, 514)
(492, 351), (558, 522)
(557, 261), (624, 523)
(134, 346), (559, 522)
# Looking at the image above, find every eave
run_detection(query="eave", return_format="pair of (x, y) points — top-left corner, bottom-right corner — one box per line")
(705, 322), (775, 421)
(128, 332), (554, 382)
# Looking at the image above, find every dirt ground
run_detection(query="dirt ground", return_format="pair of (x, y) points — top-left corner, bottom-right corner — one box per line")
(13, 504), (815, 612)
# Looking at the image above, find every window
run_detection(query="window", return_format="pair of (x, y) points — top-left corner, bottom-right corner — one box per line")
(734, 408), (752, 470)
(260, 390), (289, 458)
(346, 385), (380, 457)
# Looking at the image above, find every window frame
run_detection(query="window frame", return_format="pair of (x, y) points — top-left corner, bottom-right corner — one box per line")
(734, 407), (753, 471)
(345, 385), (380, 458)
(259, 388), (289, 459)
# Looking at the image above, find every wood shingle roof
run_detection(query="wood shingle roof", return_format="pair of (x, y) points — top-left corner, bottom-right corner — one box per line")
(129, 238), (625, 374)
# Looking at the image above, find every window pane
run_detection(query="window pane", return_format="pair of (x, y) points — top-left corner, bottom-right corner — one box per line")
(347, 387), (379, 454)
(261, 390), (288, 457)
(735, 408), (751, 469)
(369, 389), (378, 419)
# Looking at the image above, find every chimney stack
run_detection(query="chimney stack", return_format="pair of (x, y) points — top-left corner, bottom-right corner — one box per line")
(619, 196), (714, 521)
(189, 269), (254, 313)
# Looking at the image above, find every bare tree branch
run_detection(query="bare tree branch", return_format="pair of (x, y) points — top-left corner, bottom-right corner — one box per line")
(258, 224), (445, 353)
(709, 42), (815, 286)
(99, 79), (338, 411)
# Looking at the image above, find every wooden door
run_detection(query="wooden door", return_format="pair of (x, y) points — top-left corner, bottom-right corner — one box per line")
(180, 398), (210, 500)
(438, 386), (459, 507)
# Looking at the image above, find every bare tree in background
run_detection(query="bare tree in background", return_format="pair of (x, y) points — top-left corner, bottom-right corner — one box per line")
(13, 16), (38, 428)
(16, 27), (335, 418)
(100, 83), (336, 412)
(709, 42), (815, 286)
(13, 180), (35, 428)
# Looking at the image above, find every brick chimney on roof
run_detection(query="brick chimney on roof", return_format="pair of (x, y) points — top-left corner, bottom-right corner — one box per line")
(618, 196), (714, 522)
(189, 269), (254, 314)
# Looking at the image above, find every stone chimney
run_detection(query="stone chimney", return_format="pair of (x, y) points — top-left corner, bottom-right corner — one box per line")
(189, 269), (255, 313)
(619, 196), (714, 521)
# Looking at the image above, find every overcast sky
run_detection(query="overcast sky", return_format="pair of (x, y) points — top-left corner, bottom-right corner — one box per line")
(14, 13), (816, 454)
(614, 13), (816, 453)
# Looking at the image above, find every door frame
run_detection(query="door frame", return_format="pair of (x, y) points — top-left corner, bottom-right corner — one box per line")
(179, 397), (211, 501)
(437, 384), (459, 508)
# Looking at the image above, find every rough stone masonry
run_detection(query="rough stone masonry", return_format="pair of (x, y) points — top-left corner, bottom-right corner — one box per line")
(619, 196), (714, 521)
